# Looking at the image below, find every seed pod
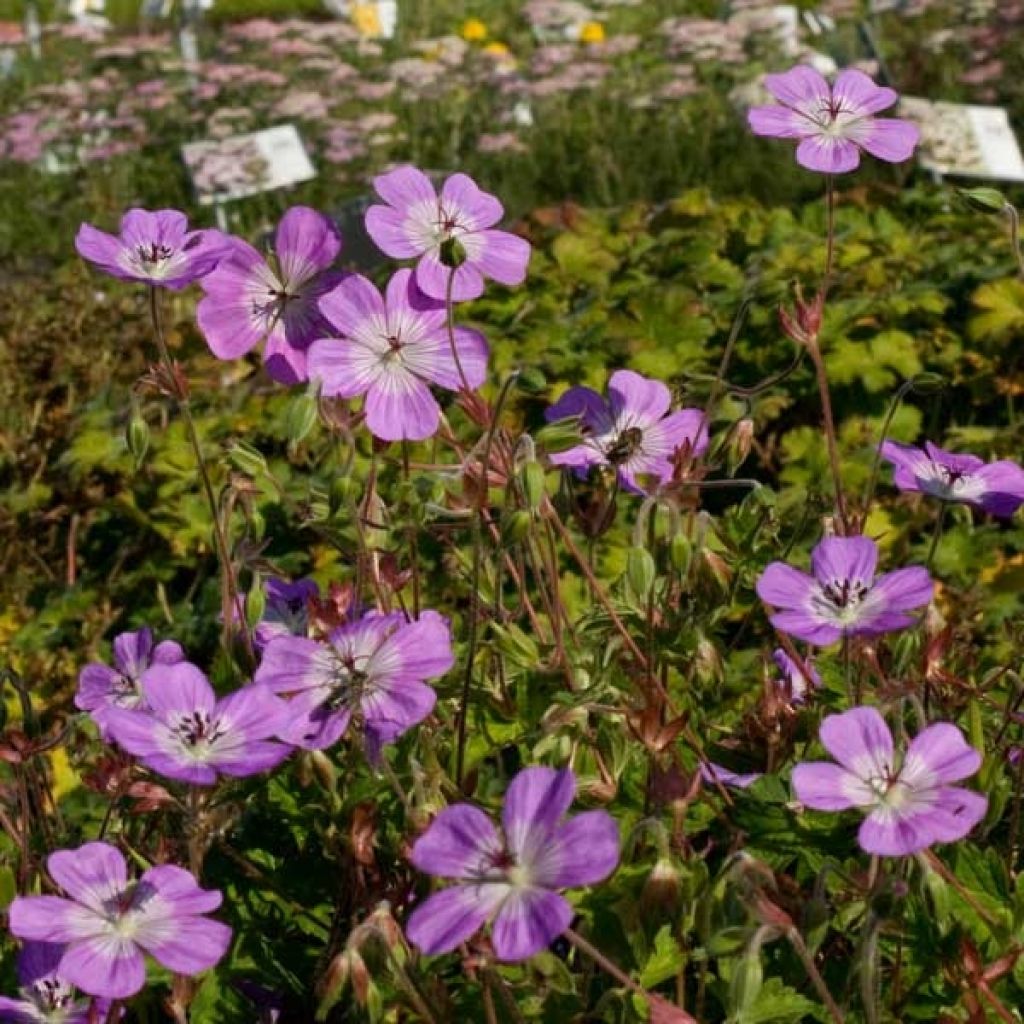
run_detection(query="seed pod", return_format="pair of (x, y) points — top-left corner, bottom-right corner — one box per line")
(536, 416), (584, 454)
(730, 929), (766, 1016)
(910, 372), (946, 396)
(958, 186), (1007, 213)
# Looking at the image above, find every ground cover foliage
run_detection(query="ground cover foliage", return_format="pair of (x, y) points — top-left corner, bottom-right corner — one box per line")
(3, 2), (1024, 1023)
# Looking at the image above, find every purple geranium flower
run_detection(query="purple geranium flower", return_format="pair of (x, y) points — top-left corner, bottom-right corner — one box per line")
(8, 842), (231, 999)
(748, 66), (919, 173)
(103, 662), (291, 785)
(406, 767), (619, 960)
(255, 577), (320, 650)
(75, 208), (230, 289)
(545, 369), (708, 493)
(197, 206), (343, 385)
(0, 942), (103, 1024)
(76, 628), (185, 734)
(773, 648), (820, 703)
(364, 166), (531, 302)
(792, 706), (987, 856)
(880, 440), (1024, 518)
(307, 269), (488, 442)
(255, 610), (453, 751)
(757, 536), (933, 646)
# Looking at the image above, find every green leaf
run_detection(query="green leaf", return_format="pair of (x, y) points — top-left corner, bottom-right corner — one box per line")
(639, 925), (686, 989)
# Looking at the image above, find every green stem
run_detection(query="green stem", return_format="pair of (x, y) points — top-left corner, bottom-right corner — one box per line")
(148, 287), (253, 666)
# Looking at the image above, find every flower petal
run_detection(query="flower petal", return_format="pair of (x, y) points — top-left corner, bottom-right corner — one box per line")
(756, 563), (816, 610)
(792, 762), (868, 810)
(57, 935), (146, 999)
(832, 69), (899, 116)
(762, 65), (831, 116)
(857, 118), (919, 164)
(811, 536), (878, 589)
(869, 567), (933, 613)
(406, 884), (507, 955)
(133, 913), (232, 976)
(364, 371), (440, 442)
(254, 635), (335, 694)
(502, 767), (575, 863)
(373, 165), (437, 212)
(748, 105), (813, 139)
(818, 707), (894, 780)
(141, 662), (216, 720)
(530, 810), (619, 888)
(491, 888), (572, 961)
(607, 370), (670, 426)
(473, 229), (531, 286)
(411, 804), (503, 878)
(138, 864), (223, 916)
(901, 723), (981, 788)
(274, 206), (341, 285)
(364, 205), (422, 259)
(441, 173), (504, 231)
(48, 843), (127, 912)
(796, 135), (861, 174)
(8, 897), (105, 944)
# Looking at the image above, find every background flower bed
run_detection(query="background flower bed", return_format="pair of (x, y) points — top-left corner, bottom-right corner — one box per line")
(2, 1), (1024, 1022)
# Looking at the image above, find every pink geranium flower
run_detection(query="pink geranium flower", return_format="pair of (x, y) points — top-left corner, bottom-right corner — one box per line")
(307, 269), (488, 442)
(364, 166), (531, 302)
(748, 66), (919, 174)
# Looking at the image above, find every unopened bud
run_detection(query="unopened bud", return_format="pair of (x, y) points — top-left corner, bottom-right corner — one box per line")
(640, 857), (682, 919)
(311, 750), (337, 792)
(227, 440), (267, 477)
(517, 365), (547, 393)
(502, 508), (532, 543)
(669, 533), (692, 574)
(536, 416), (584, 455)
(127, 407), (150, 469)
(728, 418), (755, 476)
(328, 475), (358, 517)
(245, 574), (266, 628)
(626, 546), (656, 600)
(695, 633), (723, 683)
(520, 460), (546, 511)
(958, 186), (1008, 213)
(285, 390), (318, 446)
(910, 372), (946, 395)
(730, 928), (767, 1016)
(439, 235), (468, 268)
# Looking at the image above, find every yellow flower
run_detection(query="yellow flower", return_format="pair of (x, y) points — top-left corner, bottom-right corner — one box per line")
(460, 17), (488, 42)
(351, 2), (383, 38)
(483, 41), (510, 56)
(578, 20), (606, 44)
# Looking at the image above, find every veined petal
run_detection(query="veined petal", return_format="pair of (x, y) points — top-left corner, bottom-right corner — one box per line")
(75, 223), (130, 279)
(318, 273), (386, 338)
(360, 678), (436, 742)
(762, 65), (831, 117)
(819, 707), (894, 781)
(607, 370), (671, 426)
(502, 767), (575, 864)
(643, 408), (709, 460)
(411, 804), (503, 879)
(748, 105), (814, 139)
(48, 844), (127, 912)
(365, 205), (423, 259)
(769, 610), (843, 646)
(57, 935), (146, 999)
(491, 888), (572, 961)
(138, 864), (223, 916)
(473, 229), (531, 286)
(832, 69), (898, 116)
(274, 206), (341, 286)
(364, 371), (440, 442)
(756, 562), (816, 610)
(792, 762), (869, 810)
(796, 134), (861, 174)
(9, 897), (106, 944)
(254, 635), (336, 694)
(544, 386), (613, 435)
(414, 251), (485, 302)
(530, 810), (619, 888)
(857, 118), (919, 164)
(141, 662), (216, 720)
(811, 536), (878, 590)
(373, 165), (437, 212)
(215, 685), (288, 740)
(404, 325), (489, 392)
(133, 913), (232, 976)
(441, 173), (504, 231)
(369, 611), (454, 682)
(406, 884), (507, 955)
(869, 567), (933, 612)
(901, 723), (981, 788)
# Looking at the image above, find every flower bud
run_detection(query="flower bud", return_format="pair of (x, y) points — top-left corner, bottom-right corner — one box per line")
(626, 546), (656, 600)
(727, 418), (755, 476)
(328, 475), (358, 517)
(245, 574), (266, 629)
(520, 460), (546, 511)
(640, 857), (683, 919)
(227, 440), (268, 478)
(439, 235), (467, 268)
(517, 366), (547, 393)
(536, 416), (584, 454)
(669, 533), (692, 574)
(909, 372), (946, 396)
(311, 750), (337, 792)
(502, 508), (533, 544)
(958, 186), (1008, 213)
(127, 407), (150, 469)
(285, 390), (318, 446)
(729, 929), (765, 1016)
